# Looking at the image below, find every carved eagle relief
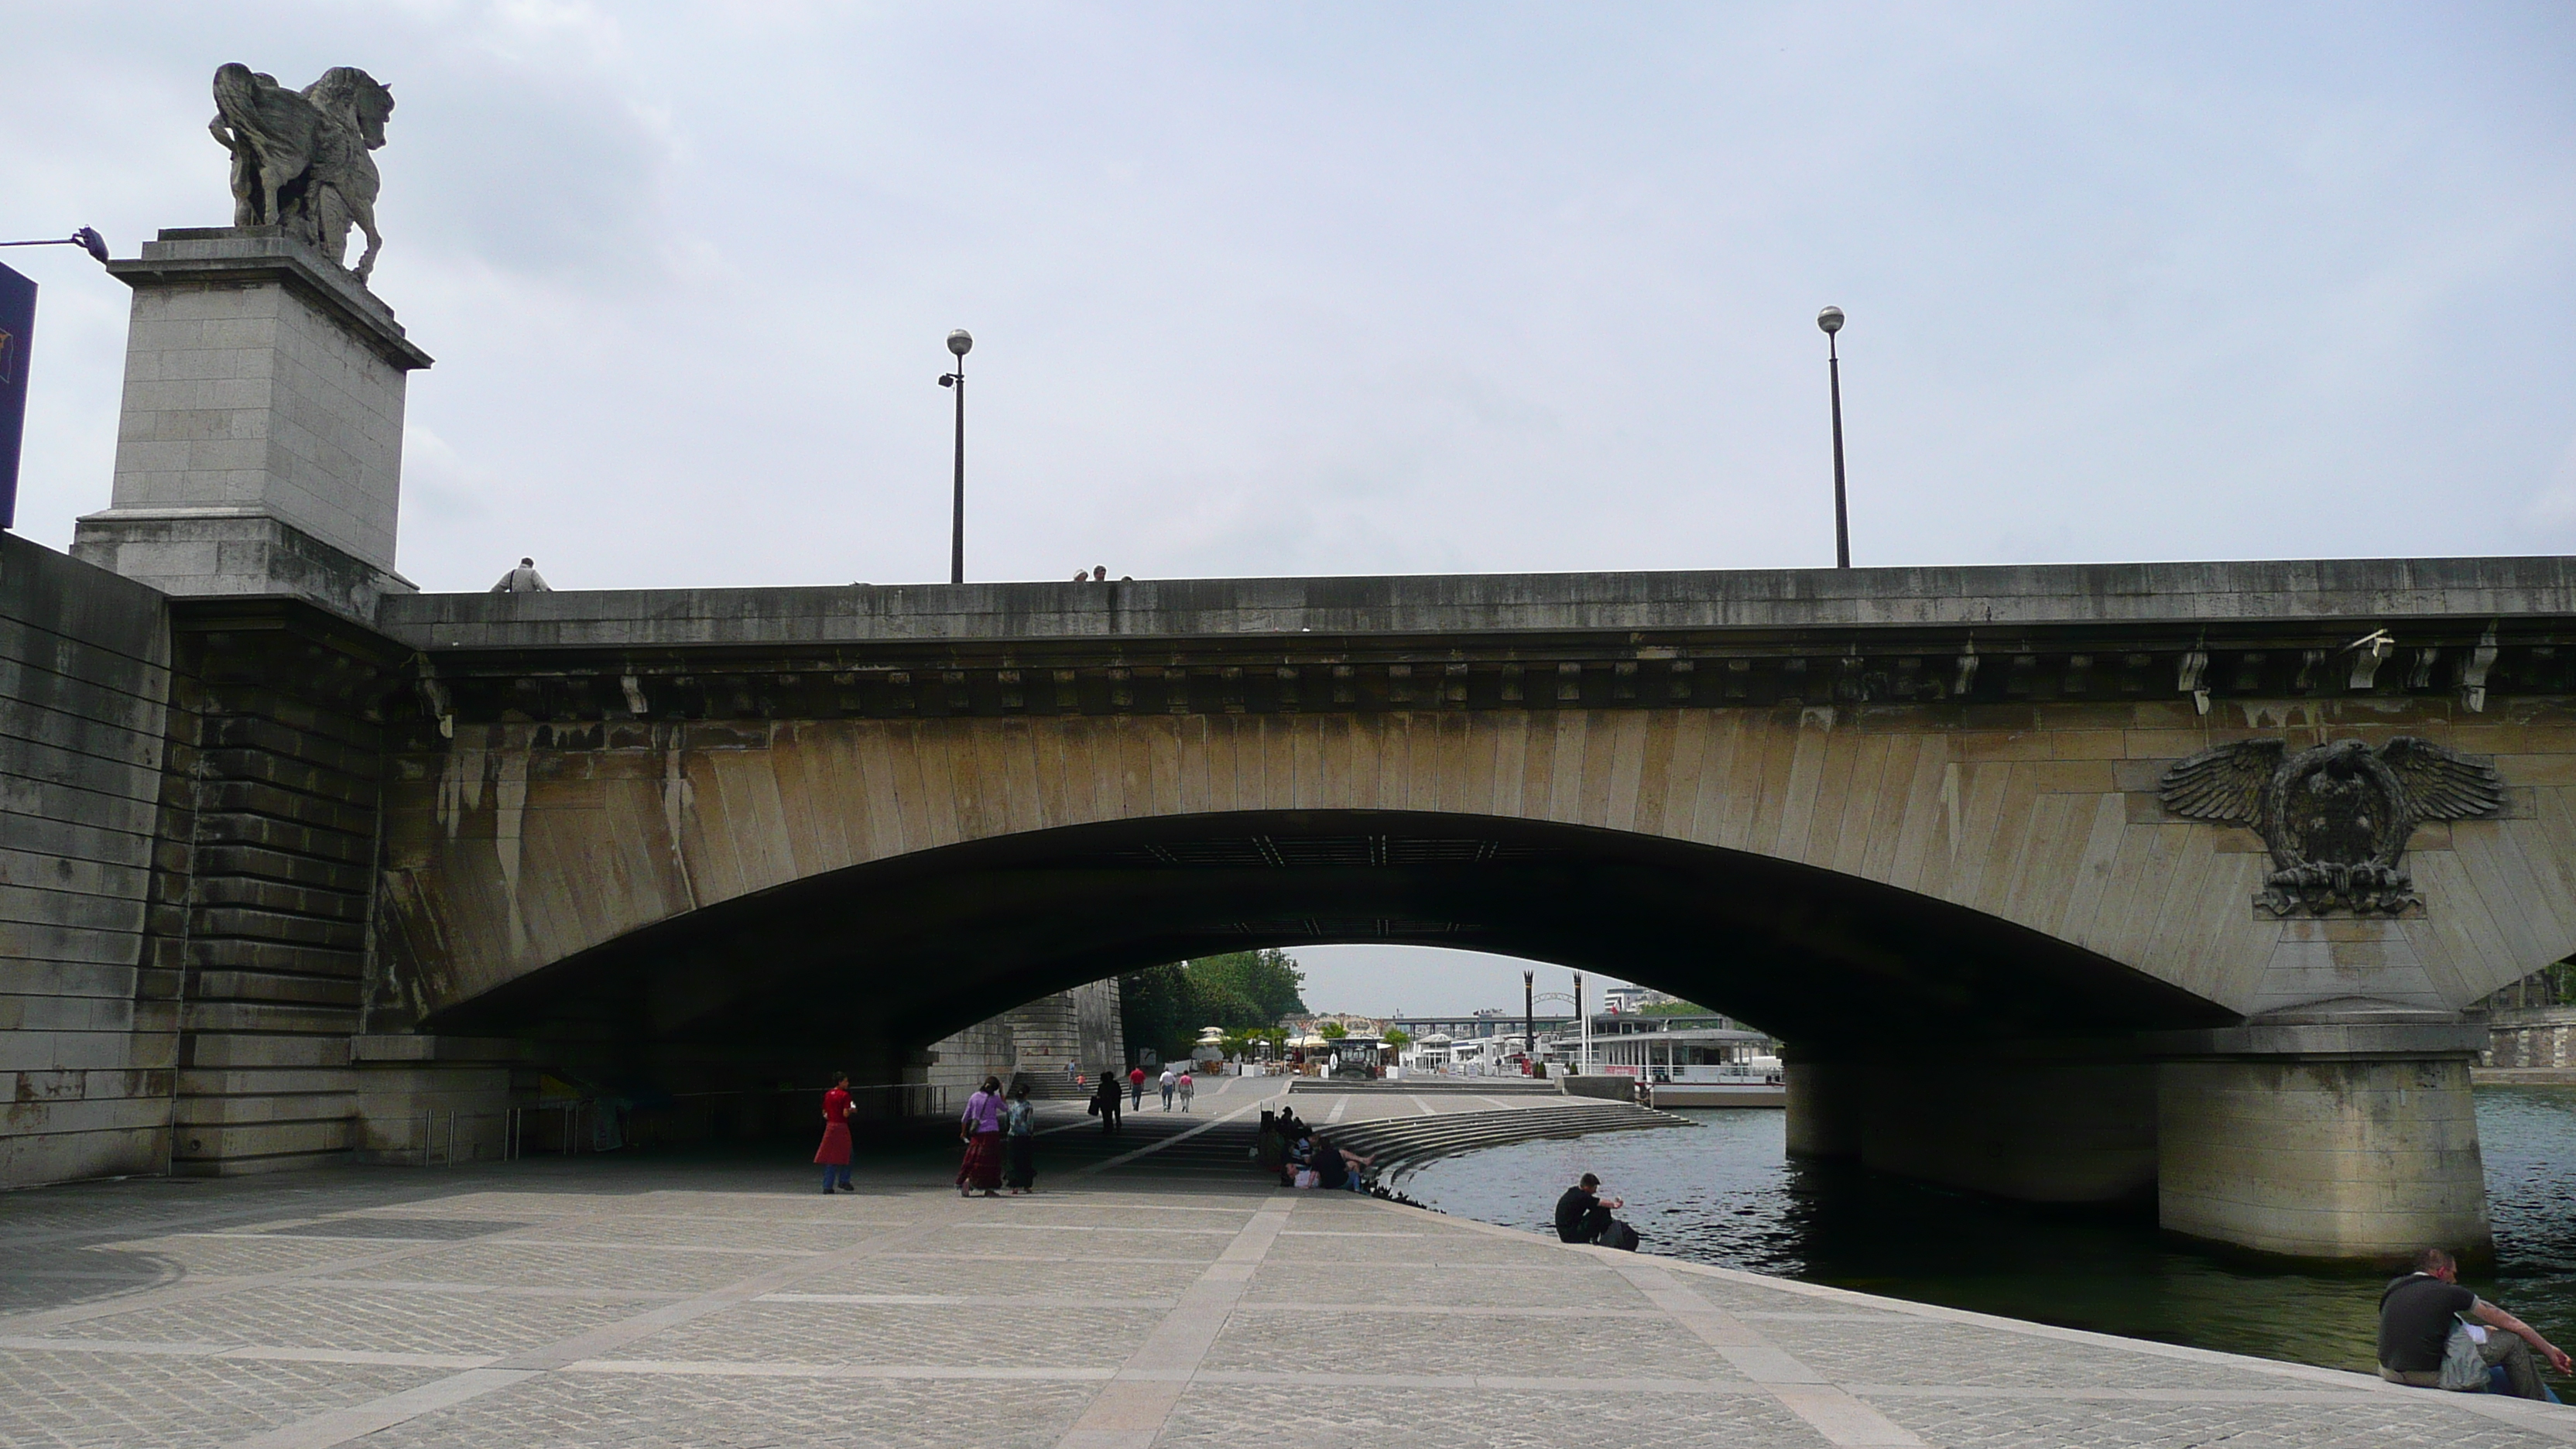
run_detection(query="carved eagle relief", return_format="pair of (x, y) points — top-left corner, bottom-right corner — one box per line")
(2159, 737), (2504, 916)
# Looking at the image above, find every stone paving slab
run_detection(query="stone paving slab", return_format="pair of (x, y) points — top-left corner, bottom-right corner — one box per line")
(2, 1113), (2574, 1449)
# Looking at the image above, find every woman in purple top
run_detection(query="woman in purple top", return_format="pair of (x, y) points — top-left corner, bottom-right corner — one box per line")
(956, 1076), (1005, 1197)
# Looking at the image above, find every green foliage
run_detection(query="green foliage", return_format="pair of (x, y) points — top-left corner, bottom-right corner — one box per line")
(1317, 1021), (1348, 1040)
(1116, 951), (1305, 1064)
(1382, 1027), (1413, 1048)
(1636, 999), (1718, 1016)
(1188, 949), (1308, 1021)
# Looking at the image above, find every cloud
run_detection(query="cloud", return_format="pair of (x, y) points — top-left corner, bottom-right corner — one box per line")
(3, 3), (2571, 585)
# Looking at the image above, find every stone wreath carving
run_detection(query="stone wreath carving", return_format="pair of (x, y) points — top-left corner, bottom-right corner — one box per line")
(2160, 738), (2503, 916)
(209, 62), (396, 282)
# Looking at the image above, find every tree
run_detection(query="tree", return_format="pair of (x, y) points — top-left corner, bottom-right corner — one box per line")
(1637, 999), (1718, 1016)
(1317, 1021), (1348, 1040)
(1188, 948), (1307, 1021)
(1116, 951), (1305, 1064)
(1382, 1027), (1413, 1049)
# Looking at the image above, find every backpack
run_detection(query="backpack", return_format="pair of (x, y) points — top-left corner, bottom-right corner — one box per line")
(1600, 1220), (1641, 1252)
(2441, 1321), (2489, 1392)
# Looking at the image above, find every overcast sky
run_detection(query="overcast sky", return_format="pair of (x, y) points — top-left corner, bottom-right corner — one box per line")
(5, 5), (2570, 1013)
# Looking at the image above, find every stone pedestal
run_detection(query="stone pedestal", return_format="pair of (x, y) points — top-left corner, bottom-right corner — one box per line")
(2152, 1009), (2492, 1262)
(71, 228), (430, 622)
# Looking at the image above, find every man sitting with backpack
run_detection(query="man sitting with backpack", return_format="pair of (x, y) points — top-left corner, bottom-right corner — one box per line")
(1555, 1173), (1639, 1251)
(2377, 1247), (2568, 1398)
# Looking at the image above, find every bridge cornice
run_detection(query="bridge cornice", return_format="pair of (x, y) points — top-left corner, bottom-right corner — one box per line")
(378, 557), (2576, 722)
(382, 556), (2576, 654)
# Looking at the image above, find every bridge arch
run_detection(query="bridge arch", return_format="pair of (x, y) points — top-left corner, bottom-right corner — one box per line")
(379, 706), (2576, 1039)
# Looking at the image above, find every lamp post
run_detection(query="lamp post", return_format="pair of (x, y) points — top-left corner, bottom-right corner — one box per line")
(937, 329), (972, 584)
(0, 228), (109, 262)
(0, 230), (109, 533)
(1817, 306), (1849, 569)
(1573, 971), (1586, 1076)
(1523, 969), (1536, 1077)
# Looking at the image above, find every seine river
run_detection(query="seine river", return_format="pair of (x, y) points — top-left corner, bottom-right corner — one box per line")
(1394, 1086), (2576, 1375)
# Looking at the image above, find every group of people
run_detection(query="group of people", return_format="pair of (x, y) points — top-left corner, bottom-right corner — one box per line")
(1086, 1064), (1197, 1132)
(954, 1076), (1040, 1197)
(1254, 1105), (1375, 1190)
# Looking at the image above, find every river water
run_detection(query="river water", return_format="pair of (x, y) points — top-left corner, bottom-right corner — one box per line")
(1394, 1086), (2576, 1375)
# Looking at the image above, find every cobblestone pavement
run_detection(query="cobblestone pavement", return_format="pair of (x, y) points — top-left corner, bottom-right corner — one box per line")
(4, 1077), (2572, 1447)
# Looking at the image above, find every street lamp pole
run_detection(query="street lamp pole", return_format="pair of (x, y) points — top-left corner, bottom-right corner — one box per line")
(1523, 969), (1536, 1077)
(938, 329), (972, 584)
(1573, 971), (1586, 1076)
(1817, 306), (1849, 569)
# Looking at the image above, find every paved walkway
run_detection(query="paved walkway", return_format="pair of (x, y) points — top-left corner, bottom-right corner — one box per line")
(5, 1074), (2572, 1447)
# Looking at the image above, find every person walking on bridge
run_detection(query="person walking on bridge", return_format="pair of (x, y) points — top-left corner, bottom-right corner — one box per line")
(814, 1073), (855, 1194)
(1176, 1070), (1194, 1112)
(1128, 1064), (1146, 1112)
(956, 1077), (1005, 1197)
(489, 557), (550, 592)
(1159, 1065), (1177, 1109)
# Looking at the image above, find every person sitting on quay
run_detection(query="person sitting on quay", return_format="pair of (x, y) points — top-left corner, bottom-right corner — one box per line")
(2377, 1247), (2570, 1399)
(1554, 1173), (1638, 1250)
(1307, 1133), (1374, 1192)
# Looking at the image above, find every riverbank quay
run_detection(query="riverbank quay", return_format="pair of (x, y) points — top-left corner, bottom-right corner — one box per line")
(4, 1101), (2572, 1447)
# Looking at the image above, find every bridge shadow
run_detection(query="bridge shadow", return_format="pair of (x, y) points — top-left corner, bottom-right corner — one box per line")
(421, 808), (2235, 1087)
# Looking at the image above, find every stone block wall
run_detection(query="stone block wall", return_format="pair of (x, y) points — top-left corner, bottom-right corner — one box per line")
(2485, 1005), (2576, 1069)
(0, 533), (178, 1187)
(921, 979), (1125, 1102)
(152, 609), (400, 1175)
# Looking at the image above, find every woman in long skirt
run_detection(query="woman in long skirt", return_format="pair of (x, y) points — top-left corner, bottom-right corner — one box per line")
(1002, 1081), (1037, 1194)
(957, 1075), (1005, 1197)
(814, 1073), (854, 1194)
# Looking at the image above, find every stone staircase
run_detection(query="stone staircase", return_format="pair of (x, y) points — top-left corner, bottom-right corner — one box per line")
(1313, 1098), (1693, 1176)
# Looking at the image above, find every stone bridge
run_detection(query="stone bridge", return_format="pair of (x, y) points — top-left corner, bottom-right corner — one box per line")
(337, 558), (2573, 1260)
(9, 227), (2576, 1265)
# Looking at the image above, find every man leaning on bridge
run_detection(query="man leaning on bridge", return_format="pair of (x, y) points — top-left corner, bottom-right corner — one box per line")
(2377, 1248), (2569, 1399)
(490, 557), (550, 592)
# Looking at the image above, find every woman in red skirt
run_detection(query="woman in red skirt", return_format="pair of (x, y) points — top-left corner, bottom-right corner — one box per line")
(815, 1073), (854, 1194)
(956, 1075), (1005, 1197)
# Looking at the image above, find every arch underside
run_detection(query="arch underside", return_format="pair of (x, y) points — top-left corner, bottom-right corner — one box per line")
(426, 810), (2237, 1054)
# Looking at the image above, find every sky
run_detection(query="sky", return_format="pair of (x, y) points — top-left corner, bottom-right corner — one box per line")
(4, 4), (2571, 1013)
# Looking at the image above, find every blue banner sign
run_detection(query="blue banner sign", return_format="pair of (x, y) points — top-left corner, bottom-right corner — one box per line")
(0, 261), (33, 530)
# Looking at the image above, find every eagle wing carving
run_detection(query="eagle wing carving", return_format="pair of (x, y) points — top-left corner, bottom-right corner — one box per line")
(2379, 737), (2505, 820)
(2158, 739), (2283, 826)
